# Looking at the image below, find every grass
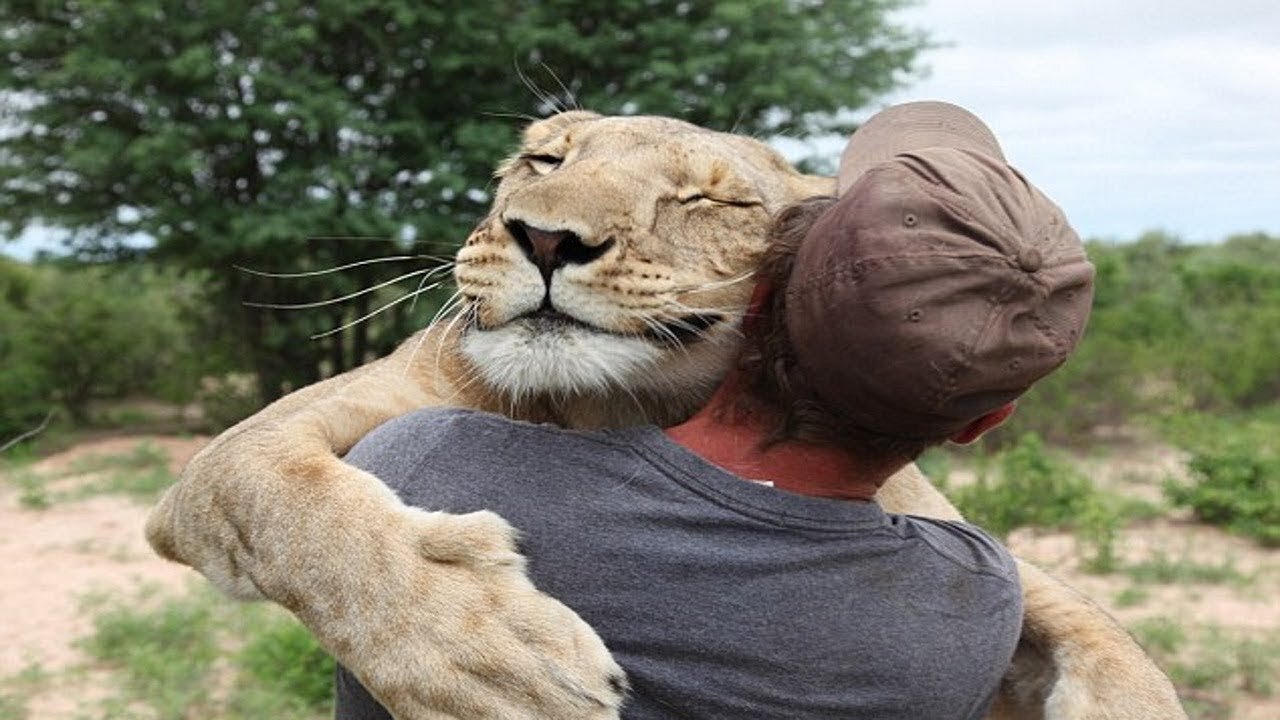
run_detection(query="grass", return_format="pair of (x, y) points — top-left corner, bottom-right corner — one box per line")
(932, 433), (1163, 573)
(1129, 618), (1280, 718)
(1124, 552), (1249, 586)
(79, 584), (333, 720)
(1112, 585), (1150, 608)
(0, 663), (47, 720)
(2, 441), (174, 508)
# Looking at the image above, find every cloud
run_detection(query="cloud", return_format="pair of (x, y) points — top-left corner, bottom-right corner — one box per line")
(874, 0), (1280, 240)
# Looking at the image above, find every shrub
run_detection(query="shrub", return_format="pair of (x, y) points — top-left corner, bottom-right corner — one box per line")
(1163, 412), (1280, 546)
(952, 433), (1098, 537)
(194, 373), (264, 432)
(0, 260), (243, 434)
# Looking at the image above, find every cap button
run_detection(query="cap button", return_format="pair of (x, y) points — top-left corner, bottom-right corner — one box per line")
(1017, 247), (1043, 272)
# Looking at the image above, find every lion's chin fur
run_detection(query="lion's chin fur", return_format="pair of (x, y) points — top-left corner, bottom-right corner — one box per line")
(461, 322), (665, 399)
(458, 320), (736, 429)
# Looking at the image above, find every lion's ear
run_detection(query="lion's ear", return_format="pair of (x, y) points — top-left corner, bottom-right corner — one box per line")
(522, 110), (601, 147)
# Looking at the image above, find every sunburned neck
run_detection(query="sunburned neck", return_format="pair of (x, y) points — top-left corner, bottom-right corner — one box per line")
(662, 377), (888, 502)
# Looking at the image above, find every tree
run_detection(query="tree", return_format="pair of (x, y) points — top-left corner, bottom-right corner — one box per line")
(0, 0), (929, 400)
(0, 259), (208, 429)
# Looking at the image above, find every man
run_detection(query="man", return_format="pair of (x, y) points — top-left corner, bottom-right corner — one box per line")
(335, 101), (1094, 719)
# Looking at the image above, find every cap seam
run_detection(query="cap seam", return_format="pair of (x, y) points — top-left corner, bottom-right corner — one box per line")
(785, 251), (1014, 298)
(924, 273), (1034, 412)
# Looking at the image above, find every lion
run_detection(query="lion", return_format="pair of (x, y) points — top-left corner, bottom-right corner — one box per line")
(146, 111), (1185, 719)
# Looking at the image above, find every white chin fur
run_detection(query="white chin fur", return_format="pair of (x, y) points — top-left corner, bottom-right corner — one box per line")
(461, 323), (665, 399)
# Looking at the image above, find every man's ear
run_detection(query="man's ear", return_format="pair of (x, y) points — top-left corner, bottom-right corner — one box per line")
(949, 402), (1016, 445)
(743, 279), (774, 335)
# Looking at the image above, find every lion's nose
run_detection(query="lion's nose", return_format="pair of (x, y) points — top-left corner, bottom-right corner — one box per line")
(507, 221), (614, 283)
(524, 225), (571, 273)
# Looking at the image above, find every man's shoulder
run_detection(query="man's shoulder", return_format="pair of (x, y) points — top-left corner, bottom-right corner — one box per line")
(893, 515), (1020, 585)
(344, 407), (501, 471)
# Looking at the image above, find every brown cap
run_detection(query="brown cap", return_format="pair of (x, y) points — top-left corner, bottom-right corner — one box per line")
(785, 102), (1095, 440)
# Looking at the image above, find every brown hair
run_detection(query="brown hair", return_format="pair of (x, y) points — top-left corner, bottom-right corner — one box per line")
(735, 197), (943, 465)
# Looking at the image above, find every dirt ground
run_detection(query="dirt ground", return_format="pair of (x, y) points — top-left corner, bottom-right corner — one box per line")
(1, 434), (1277, 718)
(0, 436), (206, 717)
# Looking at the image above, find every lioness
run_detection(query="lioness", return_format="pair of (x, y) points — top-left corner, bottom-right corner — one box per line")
(147, 111), (1184, 719)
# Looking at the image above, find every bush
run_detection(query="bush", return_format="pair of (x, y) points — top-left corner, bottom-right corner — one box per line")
(0, 259), (241, 434)
(194, 373), (264, 433)
(945, 433), (1131, 570)
(952, 433), (1098, 537)
(0, 259), (55, 441)
(986, 232), (1280, 446)
(1164, 412), (1280, 546)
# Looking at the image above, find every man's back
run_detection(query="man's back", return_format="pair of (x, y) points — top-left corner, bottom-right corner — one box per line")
(336, 408), (1021, 720)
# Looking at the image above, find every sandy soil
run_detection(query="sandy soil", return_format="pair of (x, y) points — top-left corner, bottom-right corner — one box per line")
(1, 434), (1276, 718)
(0, 436), (207, 716)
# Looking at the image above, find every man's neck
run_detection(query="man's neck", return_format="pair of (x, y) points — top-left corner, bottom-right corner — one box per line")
(662, 377), (888, 502)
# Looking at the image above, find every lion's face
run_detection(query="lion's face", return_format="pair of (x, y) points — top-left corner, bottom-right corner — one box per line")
(452, 111), (832, 426)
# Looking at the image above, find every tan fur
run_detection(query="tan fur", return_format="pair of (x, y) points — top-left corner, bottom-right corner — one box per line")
(147, 112), (1184, 719)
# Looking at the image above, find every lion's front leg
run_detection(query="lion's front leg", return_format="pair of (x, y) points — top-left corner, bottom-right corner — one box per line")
(260, 459), (627, 720)
(999, 559), (1185, 720)
(145, 328), (451, 597)
(144, 327), (625, 719)
(877, 466), (1185, 719)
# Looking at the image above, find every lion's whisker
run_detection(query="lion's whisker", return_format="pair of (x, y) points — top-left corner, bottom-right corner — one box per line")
(426, 303), (473, 387)
(538, 62), (580, 112)
(514, 60), (563, 116)
(310, 280), (447, 340)
(403, 288), (468, 377)
(400, 291), (467, 379)
(670, 271), (757, 294)
(235, 253), (455, 279)
(407, 263), (458, 315)
(236, 255), (450, 279)
(244, 268), (437, 310)
(481, 110), (540, 124)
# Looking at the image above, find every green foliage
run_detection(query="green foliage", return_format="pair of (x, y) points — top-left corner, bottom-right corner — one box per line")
(1112, 585), (1149, 608)
(0, 663), (46, 720)
(0, 258), (54, 441)
(12, 469), (49, 509)
(946, 434), (1139, 570)
(1130, 621), (1280, 714)
(4, 440), (174, 506)
(991, 232), (1280, 446)
(1131, 616), (1186, 656)
(236, 616), (337, 710)
(73, 441), (175, 500)
(1163, 411), (1280, 546)
(0, 0), (929, 399)
(81, 587), (221, 717)
(0, 259), (230, 434)
(81, 584), (333, 719)
(952, 433), (1098, 536)
(193, 373), (264, 432)
(1124, 552), (1248, 586)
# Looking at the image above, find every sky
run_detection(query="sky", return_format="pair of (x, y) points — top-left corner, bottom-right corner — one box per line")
(5, 1), (1279, 259)
(872, 0), (1280, 242)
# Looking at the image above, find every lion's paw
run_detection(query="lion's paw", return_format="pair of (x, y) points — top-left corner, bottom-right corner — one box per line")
(339, 510), (627, 719)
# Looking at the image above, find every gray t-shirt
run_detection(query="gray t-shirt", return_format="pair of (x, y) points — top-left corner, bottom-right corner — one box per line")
(334, 408), (1021, 720)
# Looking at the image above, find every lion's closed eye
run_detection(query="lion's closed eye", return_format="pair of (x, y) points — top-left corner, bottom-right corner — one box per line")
(677, 191), (762, 208)
(523, 154), (562, 175)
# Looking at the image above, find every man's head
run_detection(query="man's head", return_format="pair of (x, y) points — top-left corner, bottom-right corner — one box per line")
(742, 101), (1094, 461)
